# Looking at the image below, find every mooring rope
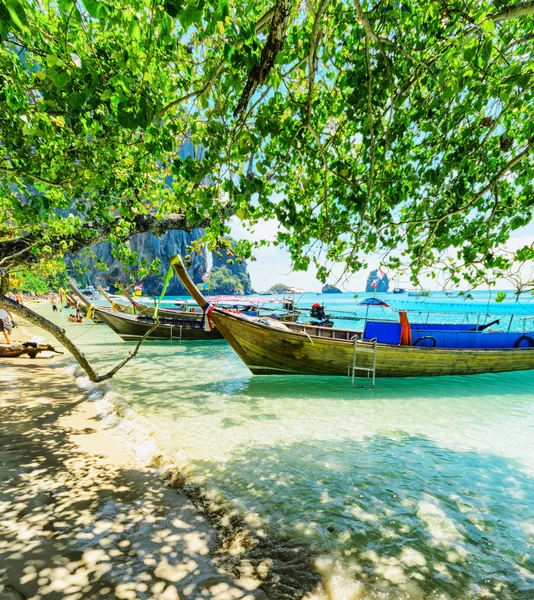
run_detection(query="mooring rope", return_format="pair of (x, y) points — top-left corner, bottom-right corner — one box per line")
(68, 322), (98, 341)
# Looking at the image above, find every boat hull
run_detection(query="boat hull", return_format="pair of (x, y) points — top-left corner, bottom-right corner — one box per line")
(107, 300), (203, 320)
(210, 309), (534, 377)
(95, 309), (223, 341)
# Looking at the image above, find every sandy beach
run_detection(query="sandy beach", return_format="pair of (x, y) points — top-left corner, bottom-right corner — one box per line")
(0, 323), (268, 600)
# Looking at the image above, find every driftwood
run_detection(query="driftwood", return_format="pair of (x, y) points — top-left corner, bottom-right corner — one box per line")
(0, 342), (64, 359)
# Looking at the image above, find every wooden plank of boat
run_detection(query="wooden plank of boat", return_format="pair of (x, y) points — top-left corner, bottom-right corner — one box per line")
(171, 255), (534, 378)
(94, 308), (223, 341)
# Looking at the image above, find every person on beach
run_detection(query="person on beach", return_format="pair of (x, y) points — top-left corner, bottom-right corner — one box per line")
(0, 307), (14, 344)
(51, 297), (58, 312)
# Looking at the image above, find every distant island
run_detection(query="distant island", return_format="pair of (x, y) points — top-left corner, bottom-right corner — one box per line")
(269, 283), (291, 294)
(322, 284), (342, 294)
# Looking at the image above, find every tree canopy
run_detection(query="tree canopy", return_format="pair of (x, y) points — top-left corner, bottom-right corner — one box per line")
(1, 0), (534, 288)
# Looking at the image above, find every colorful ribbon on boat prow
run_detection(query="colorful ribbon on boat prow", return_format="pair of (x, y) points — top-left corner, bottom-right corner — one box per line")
(201, 304), (215, 332)
(153, 262), (177, 321)
(86, 305), (95, 319)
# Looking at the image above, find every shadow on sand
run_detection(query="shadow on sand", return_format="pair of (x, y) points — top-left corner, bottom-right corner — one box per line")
(0, 362), (280, 600)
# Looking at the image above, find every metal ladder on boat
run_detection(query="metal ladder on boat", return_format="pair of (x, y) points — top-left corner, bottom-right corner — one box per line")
(348, 337), (377, 388)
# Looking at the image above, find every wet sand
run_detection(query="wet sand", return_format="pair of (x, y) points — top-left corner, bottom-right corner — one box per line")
(0, 329), (267, 599)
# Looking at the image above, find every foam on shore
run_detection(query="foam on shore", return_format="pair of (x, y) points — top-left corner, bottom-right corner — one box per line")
(65, 363), (323, 599)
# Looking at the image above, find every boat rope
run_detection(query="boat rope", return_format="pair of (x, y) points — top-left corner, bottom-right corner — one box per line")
(301, 331), (314, 344)
(68, 323), (98, 340)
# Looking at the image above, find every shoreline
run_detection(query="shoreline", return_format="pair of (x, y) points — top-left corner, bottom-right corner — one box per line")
(0, 323), (270, 600)
(0, 319), (324, 600)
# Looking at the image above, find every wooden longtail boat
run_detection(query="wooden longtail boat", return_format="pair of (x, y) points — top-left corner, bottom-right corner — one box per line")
(94, 308), (223, 341)
(97, 285), (202, 320)
(171, 255), (534, 378)
(98, 283), (298, 323)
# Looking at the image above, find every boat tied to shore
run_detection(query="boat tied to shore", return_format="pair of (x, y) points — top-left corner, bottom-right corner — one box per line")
(70, 279), (299, 342)
(170, 255), (534, 384)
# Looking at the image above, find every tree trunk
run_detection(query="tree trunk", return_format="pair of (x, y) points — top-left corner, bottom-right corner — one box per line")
(0, 295), (158, 382)
(0, 269), (8, 295)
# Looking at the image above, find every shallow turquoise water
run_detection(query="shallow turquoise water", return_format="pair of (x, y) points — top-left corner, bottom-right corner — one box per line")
(31, 296), (534, 599)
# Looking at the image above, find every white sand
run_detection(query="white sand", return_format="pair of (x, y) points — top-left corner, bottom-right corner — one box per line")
(0, 325), (266, 600)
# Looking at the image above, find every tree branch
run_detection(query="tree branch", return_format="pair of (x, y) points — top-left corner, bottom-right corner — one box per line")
(305, 0), (331, 125)
(353, 0), (375, 247)
(492, 0), (534, 22)
(0, 212), (212, 271)
(234, 0), (293, 118)
(161, 8), (276, 117)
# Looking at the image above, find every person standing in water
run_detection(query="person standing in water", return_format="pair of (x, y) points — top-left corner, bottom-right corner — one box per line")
(0, 307), (13, 344)
(58, 287), (65, 312)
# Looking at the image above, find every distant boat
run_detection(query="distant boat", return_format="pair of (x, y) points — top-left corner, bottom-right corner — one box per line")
(79, 285), (100, 300)
(172, 256), (534, 379)
(392, 276), (405, 294)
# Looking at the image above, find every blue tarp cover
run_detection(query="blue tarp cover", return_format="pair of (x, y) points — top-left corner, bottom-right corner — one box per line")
(359, 297), (534, 316)
(363, 320), (534, 349)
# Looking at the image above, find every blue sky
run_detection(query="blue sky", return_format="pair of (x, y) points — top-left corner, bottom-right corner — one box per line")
(229, 218), (534, 293)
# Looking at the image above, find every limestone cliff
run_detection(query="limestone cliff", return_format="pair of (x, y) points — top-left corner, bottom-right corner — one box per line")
(70, 229), (207, 296)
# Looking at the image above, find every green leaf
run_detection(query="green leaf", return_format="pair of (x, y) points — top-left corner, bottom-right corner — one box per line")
(130, 17), (141, 41)
(49, 68), (71, 88)
(463, 40), (477, 63)
(481, 38), (493, 65)
(163, 0), (184, 18)
(217, 0), (229, 21)
(81, 0), (101, 18)
(67, 91), (89, 108)
(4, 0), (28, 31)
(474, 9), (488, 24)
(481, 19), (494, 34)
(179, 1), (204, 29)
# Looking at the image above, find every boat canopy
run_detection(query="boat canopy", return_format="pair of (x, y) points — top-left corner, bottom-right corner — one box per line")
(201, 295), (291, 306)
(358, 297), (534, 316)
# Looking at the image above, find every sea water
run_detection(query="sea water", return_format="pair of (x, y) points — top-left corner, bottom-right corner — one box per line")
(29, 292), (534, 599)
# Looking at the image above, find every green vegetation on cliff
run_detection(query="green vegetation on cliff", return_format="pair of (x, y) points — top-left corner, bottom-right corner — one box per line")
(269, 283), (291, 294)
(208, 267), (249, 295)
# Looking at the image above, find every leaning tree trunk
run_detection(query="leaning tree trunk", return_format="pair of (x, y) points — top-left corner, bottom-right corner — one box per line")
(0, 269), (8, 295)
(0, 294), (158, 382)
